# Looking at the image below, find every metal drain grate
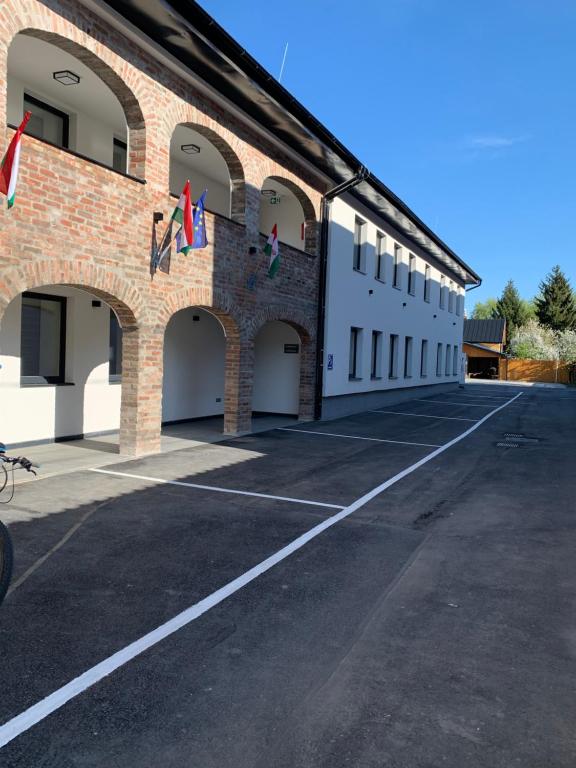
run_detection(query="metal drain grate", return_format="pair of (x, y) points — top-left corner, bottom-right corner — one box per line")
(497, 442), (519, 448)
(503, 433), (540, 444)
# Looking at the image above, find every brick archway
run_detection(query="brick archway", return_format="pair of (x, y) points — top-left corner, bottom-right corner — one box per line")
(250, 309), (316, 422)
(161, 288), (247, 434)
(261, 175), (318, 255)
(0, 261), (161, 456)
(10, 29), (146, 178)
(172, 122), (246, 225)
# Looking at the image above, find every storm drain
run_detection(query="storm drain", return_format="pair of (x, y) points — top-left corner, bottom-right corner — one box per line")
(496, 433), (541, 449)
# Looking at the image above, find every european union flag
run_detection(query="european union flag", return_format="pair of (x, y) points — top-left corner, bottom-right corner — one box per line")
(192, 190), (208, 249)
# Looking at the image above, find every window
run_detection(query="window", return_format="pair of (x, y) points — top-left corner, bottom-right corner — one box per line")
(404, 336), (413, 377)
(375, 232), (386, 281)
(453, 345), (459, 376)
(420, 339), (428, 377)
(349, 327), (363, 379)
(436, 343), (443, 376)
(448, 281), (455, 313)
(439, 275), (446, 309)
(353, 218), (366, 272)
(408, 254), (416, 295)
(113, 138), (127, 174)
(393, 244), (402, 288)
(388, 334), (399, 378)
(424, 265), (431, 302)
(109, 309), (123, 381)
(445, 344), (451, 375)
(24, 93), (69, 149)
(20, 292), (66, 385)
(371, 331), (382, 379)
(456, 292), (462, 316)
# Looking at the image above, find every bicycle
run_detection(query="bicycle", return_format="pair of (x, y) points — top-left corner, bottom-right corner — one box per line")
(0, 443), (39, 606)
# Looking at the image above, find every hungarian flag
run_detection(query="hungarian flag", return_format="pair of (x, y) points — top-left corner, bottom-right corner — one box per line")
(172, 180), (193, 255)
(0, 111), (31, 209)
(264, 224), (279, 278)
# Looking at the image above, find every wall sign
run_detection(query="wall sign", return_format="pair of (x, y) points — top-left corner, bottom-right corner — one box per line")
(327, 354), (334, 370)
(284, 343), (299, 354)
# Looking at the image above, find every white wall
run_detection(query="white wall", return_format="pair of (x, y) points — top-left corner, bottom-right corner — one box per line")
(252, 322), (300, 414)
(259, 181), (306, 251)
(7, 76), (125, 169)
(170, 160), (230, 218)
(324, 195), (466, 398)
(0, 287), (121, 445)
(162, 308), (226, 422)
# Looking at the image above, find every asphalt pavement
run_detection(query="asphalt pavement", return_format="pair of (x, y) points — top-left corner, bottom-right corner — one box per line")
(0, 383), (575, 767)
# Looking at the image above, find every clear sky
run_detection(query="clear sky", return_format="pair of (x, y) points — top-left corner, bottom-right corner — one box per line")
(199, 0), (576, 311)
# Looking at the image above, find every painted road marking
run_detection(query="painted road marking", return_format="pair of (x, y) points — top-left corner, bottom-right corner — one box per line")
(277, 427), (441, 448)
(414, 399), (497, 408)
(0, 392), (522, 749)
(90, 469), (345, 511)
(369, 410), (477, 422)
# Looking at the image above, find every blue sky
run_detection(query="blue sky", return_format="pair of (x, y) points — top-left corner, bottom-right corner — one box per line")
(199, 0), (576, 311)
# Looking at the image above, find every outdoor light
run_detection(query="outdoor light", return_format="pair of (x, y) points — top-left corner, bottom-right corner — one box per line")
(261, 189), (276, 196)
(181, 143), (200, 154)
(53, 70), (80, 86)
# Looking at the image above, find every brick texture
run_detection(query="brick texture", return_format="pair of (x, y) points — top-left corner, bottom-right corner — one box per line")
(0, 0), (325, 455)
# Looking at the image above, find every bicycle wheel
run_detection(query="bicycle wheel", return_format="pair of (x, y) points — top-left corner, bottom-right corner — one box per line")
(0, 463), (7, 495)
(0, 520), (13, 606)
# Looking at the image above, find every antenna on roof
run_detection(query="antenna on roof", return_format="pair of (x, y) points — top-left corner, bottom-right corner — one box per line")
(279, 42), (289, 83)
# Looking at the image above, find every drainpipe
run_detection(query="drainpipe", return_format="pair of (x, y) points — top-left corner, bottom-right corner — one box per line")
(314, 166), (369, 420)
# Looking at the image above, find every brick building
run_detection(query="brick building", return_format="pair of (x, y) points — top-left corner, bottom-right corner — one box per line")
(0, 0), (480, 455)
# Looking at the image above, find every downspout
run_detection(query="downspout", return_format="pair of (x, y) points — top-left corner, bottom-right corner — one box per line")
(314, 166), (369, 420)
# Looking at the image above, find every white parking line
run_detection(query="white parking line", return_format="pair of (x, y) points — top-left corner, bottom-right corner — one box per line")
(277, 427), (441, 448)
(0, 392), (522, 749)
(90, 469), (345, 511)
(414, 399), (496, 408)
(369, 410), (477, 422)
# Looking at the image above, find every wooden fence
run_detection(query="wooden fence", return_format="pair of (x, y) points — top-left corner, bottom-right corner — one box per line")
(500, 359), (572, 384)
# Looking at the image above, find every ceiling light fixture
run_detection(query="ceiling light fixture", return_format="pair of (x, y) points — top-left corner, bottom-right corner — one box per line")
(181, 143), (201, 154)
(53, 70), (81, 86)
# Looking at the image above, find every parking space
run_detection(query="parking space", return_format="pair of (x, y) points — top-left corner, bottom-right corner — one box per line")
(1, 383), (575, 767)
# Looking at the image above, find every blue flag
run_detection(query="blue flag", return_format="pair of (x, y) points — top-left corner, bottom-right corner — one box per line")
(192, 190), (208, 249)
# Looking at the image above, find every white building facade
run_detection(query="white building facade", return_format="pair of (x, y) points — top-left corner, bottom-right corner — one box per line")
(321, 193), (473, 418)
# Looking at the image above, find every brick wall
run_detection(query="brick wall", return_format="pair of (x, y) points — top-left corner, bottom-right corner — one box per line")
(0, 0), (325, 454)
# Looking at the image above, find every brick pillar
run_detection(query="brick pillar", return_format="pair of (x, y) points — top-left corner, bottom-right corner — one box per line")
(119, 324), (164, 456)
(224, 335), (253, 435)
(298, 335), (316, 422)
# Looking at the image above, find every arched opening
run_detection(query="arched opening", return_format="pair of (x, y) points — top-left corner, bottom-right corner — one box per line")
(169, 124), (245, 221)
(162, 308), (227, 438)
(0, 285), (130, 452)
(7, 32), (145, 176)
(259, 176), (317, 253)
(252, 321), (302, 417)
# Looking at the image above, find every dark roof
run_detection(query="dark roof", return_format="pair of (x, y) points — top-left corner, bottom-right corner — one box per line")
(100, 0), (481, 285)
(463, 342), (507, 357)
(464, 319), (506, 344)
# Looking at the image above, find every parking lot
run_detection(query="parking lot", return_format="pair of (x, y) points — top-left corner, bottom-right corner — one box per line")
(1, 382), (575, 767)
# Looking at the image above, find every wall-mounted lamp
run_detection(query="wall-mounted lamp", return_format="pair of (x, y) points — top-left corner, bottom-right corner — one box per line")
(261, 189), (276, 196)
(248, 246), (257, 255)
(53, 70), (80, 86)
(181, 143), (200, 154)
(153, 212), (164, 224)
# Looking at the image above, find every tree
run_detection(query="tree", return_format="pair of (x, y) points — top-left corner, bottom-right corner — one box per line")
(470, 298), (498, 319)
(535, 266), (576, 331)
(509, 321), (558, 360)
(495, 280), (531, 345)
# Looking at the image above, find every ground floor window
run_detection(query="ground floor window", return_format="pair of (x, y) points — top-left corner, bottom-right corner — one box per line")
(109, 309), (123, 381)
(20, 291), (66, 385)
(404, 336), (413, 378)
(453, 345), (459, 376)
(349, 327), (363, 379)
(420, 339), (428, 377)
(389, 334), (399, 378)
(436, 343), (443, 376)
(371, 331), (382, 379)
(445, 344), (452, 375)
